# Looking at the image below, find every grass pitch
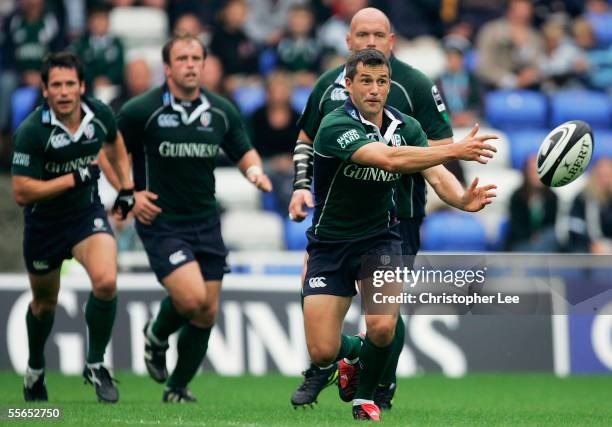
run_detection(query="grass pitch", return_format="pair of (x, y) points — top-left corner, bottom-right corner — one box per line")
(0, 372), (611, 426)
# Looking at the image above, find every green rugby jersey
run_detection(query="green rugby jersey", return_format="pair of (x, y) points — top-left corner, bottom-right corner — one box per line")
(117, 86), (252, 222)
(298, 56), (453, 219)
(11, 98), (117, 217)
(312, 100), (428, 240)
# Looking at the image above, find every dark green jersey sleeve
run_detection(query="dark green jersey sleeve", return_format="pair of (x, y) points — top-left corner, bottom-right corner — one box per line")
(218, 99), (253, 163)
(92, 99), (118, 143)
(11, 123), (45, 178)
(297, 83), (326, 140)
(409, 69), (453, 141)
(314, 115), (371, 162)
(116, 98), (146, 154)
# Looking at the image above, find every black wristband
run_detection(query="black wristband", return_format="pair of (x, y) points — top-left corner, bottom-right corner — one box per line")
(113, 188), (135, 219)
(292, 141), (314, 191)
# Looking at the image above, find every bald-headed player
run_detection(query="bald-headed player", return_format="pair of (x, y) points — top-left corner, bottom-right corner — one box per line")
(289, 8), (485, 410)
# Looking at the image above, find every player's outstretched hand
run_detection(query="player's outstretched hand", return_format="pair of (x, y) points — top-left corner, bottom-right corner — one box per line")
(133, 190), (162, 225)
(461, 177), (497, 212)
(455, 124), (498, 164)
(112, 188), (135, 220)
(249, 173), (273, 192)
(288, 189), (314, 222)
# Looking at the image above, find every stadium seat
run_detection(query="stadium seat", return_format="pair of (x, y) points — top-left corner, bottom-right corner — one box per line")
(284, 215), (312, 250)
(214, 167), (260, 211)
(11, 86), (39, 130)
(592, 129), (612, 161)
(586, 12), (612, 47)
(550, 89), (612, 128)
(221, 210), (284, 250)
(505, 129), (549, 170)
(291, 86), (312, 113)
(485, 90), (548, 130)
(109, 7), (167, 49)
(232, 85), (266, 116)
(258, 48), (278, 76)
(421, 211), (488, 252)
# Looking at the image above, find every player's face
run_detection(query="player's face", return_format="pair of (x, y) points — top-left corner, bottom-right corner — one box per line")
(346, 18), (395, 58)
(165, 39), (205, 92)
(346, 62), (390, 119)
(42, 67), (85, 118)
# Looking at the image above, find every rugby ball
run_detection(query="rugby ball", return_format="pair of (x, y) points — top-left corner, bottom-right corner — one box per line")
(536, 120), (594, 187)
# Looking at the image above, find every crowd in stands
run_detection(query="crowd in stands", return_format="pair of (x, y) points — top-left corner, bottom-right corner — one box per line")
(1, 0), (611, 254)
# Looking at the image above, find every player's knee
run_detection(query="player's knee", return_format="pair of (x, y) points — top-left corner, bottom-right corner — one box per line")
(31, 298), (57, 318)
(308, 344), (337, 367)
(191, 303), (217, 328)
(174, 294), (207, 318)
(91, 273), (117, 300)
(366, 317), (396, 347)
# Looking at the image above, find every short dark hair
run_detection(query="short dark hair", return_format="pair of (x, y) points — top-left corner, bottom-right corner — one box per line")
(41, 51), (84, 85)
(345, 49), (391, 80)
(162, 34), (207, 65)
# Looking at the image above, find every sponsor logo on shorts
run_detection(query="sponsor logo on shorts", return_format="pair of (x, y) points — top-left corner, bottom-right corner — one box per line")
(308, 277), (327, 288)
(169, 250), (187, 265)
(157, 114), (180, 128)
(32, 260), (49, 271)
(93, 218), (107, 232)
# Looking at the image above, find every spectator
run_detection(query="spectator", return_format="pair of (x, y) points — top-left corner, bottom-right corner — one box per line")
(109, 0), (166, 8)
(0, 0), (65, 132)
(71, 3), (125, 92)
(249, 72), (299, 212)
(110, 58), (152, 112)
(200, 54), (226, 96)
(167, 0), (224, 29)
(436, 35), (482, 127)
(476, 0), (543, 90)
(276, 4), (322, 87)
(506, 155), (559, 251)
(209, 0), (259, 94)
(568, 157), (612, 253)
(572, 17), (612, 92)
(538, 19), (587, 92)
(318, 0), (368, 59)
(173, 12), (208, 45)
(244, 0), (305, 46)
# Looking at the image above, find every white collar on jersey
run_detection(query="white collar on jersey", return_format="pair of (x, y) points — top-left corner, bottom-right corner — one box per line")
(164, 89), (211, 126)
(48, 101), (95, 142)
(344, 98), (403, 144)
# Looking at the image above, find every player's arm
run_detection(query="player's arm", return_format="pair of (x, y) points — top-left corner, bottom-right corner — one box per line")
(236, 149), (272, 192)
(422, 165), (496, 212)
(428, 137), (453, 146)
(289, 129), (315, 221)
(104, 131), (136, 219)
(98, 149), (121, 190)
(351, 125), (497, 174)
(12, 173), (83, 206)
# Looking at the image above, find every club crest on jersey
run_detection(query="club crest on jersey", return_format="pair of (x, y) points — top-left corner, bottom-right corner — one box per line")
(83, 123), (95, 139)
(200, 111), (212, 128)
(331, 87), (348, 101)
(50, 133), (71, 149)
(92, 218), (107, 232)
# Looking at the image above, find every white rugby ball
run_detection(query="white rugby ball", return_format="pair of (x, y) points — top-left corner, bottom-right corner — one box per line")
(536, 120), (594, 187)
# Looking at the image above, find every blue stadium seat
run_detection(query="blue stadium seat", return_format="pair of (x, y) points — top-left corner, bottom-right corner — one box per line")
(550, 89), (612, 128)
(284, 215), (312, 250)
(11, 86), (39, 130)
(232, 85), (266, 116)
(421, 211), (487, 252)
(291, 86), (312, 113)
(592, 129), (612, 161)
(506, 129), (549, 170)
(586, 12), (612, 47)
(261, 190), (278, 212)
(485, 90), (547, 130)
(259, 48), (278, 76)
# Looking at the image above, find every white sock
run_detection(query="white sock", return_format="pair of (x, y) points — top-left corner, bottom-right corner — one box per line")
(353, 399), (374, 406)
(147, 322), (167, 347)
(24, 366), (44, 387)
(86, 362), (102, 370)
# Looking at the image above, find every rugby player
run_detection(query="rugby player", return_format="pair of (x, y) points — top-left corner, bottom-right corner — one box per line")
(12, 51), (135, 403)
(117, 34), (271, 402)
(302, 48), (496, 420)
